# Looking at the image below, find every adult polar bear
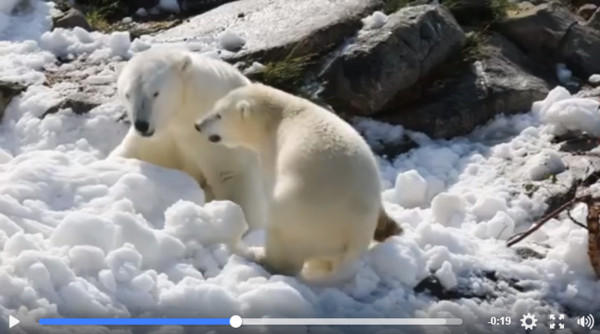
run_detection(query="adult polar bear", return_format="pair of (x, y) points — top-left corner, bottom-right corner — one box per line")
(195, 83), (402, 278)
(109, 48), (267, 231)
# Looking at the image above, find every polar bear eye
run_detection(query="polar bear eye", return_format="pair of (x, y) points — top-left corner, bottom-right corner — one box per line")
(216, 114), (222, 119)
(153, 91), (159, 98)
(125, 93), (130, 99)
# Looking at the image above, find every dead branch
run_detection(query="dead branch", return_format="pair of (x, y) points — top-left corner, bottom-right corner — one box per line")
(506, 198), (577, 247)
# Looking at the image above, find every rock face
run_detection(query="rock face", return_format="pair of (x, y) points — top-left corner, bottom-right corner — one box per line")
(378, 34), (550, 138)
(42, 93), (103, 119)
(52, 8), (92, 31)
(155, 0), (384, 62)
(0, 81), (26, 123)
(499, 1), (600, 78)
(320, 5), (465, 116)
(445, 0), (495, 25)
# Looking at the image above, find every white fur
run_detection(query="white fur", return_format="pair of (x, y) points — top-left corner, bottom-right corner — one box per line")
(195, 84), (383, 279)
(109, 48), (267, 231)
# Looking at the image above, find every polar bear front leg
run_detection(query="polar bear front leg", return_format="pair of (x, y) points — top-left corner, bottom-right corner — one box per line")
(212, 169), (267, 231)
(261, 226), (305, 276)
(108, 130), (139, 159)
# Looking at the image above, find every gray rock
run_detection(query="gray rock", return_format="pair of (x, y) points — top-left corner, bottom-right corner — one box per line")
(0, 81), (26, 123)
(155, 0), (384, 62)
(42, 93), (102, 119)
(377, 34), (550, 138)
(444, 0), (495, 25)
(498, 1), (600, 78)
(52, 8), (92, 31)
(180, 0), (236, 14)
(320, 5), (465, 116)
(497, 2), (575, 62)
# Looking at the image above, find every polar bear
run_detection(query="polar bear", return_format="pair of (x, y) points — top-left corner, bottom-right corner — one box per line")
(194, 83), (402, 278)
(109, 48), (267, 231)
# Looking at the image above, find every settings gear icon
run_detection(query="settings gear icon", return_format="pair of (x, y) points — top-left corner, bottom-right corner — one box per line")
(520, 313), (538, 330)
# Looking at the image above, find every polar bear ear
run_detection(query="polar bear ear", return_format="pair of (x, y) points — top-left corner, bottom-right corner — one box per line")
(237, 100), (251, 119)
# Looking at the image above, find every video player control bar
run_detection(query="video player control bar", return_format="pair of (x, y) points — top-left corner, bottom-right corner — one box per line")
(38, 317), (463, 327)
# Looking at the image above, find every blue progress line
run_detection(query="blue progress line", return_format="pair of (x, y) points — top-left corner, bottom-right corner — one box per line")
(39, 318), (231, 326)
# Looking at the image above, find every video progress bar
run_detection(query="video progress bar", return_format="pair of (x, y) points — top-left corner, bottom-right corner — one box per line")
(39, 317), (463, 327)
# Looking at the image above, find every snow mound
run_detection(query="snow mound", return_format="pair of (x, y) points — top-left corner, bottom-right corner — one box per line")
(535, 86), (600, 136)
(218, 30), (246, 52)
(362, 11), (388, 30)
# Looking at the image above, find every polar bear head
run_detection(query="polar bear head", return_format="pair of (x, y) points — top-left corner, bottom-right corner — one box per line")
(194, 84), (281, 150)
(117, 49), (191, 137)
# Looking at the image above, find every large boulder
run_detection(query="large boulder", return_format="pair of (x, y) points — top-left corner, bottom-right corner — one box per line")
(154, 0), (384, 62)
(319, 5), (465, 116)
(52, 7), (92, 31)
(498, 1), (600, 78)
(444, 0), (496, 25)
(377, 33), (550, 138)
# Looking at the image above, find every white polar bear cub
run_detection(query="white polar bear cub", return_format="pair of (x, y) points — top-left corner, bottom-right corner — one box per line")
(195, 83), (401, 277)
(109, 48), (267, 231)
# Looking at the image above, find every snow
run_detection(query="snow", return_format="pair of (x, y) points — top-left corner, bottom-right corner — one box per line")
(242, 61), (266, 75)
(135, 8), (148, 17)
(556, 63), (572, 85)
(362, 11), (388, 30)
(535, 86), (600, 136)
(1, 2), (600, 334)
(589, 74), (600, 86)
(218, 30), (246, 52)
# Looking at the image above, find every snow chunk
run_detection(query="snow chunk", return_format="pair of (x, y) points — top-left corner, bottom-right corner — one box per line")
(362, 11), (388, 30)
(474, 211), (515, 240)
(389, 169), (428, 208)
(239, 281), (315, 317)
(242, 61), (266, 75)
(109, 31), (131, 58)
(106, 243), (142, 283)
(538, 92), (600, 136)
(435, 261), (458, 290)
(164, 200), (247, 248)
(159, 277), (240, 317)
(556, 63), (572, 84)
(50, 213), (118, 252)
(589, 74), (600, 86)
(526, 150), (566, 181)
(218, 30), (246, 52)
(431, 193), (466, 226)
(135, 8), (148, 17)
(471, 197), (507, 221)
(368, 239), (427, 287)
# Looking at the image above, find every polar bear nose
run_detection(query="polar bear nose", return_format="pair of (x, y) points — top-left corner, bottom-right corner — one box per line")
(134, 120), (150, 134)
(208, 135), (221, 143)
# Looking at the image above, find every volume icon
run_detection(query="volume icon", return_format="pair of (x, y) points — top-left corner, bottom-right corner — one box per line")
(577, 314), (595, 329)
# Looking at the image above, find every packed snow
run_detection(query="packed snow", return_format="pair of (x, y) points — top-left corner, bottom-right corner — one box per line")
(1, 1), (600, 334)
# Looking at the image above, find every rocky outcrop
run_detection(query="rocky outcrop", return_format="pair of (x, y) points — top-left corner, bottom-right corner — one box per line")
(320, 5), (466, 116)
(377, 33), (550, 138)
(0, 81), (26, 123)
(41, 93), (103, 119)
(498, 1), (600, 78)
(154, 0), (384, 62)
(52, 7), (92, 31)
